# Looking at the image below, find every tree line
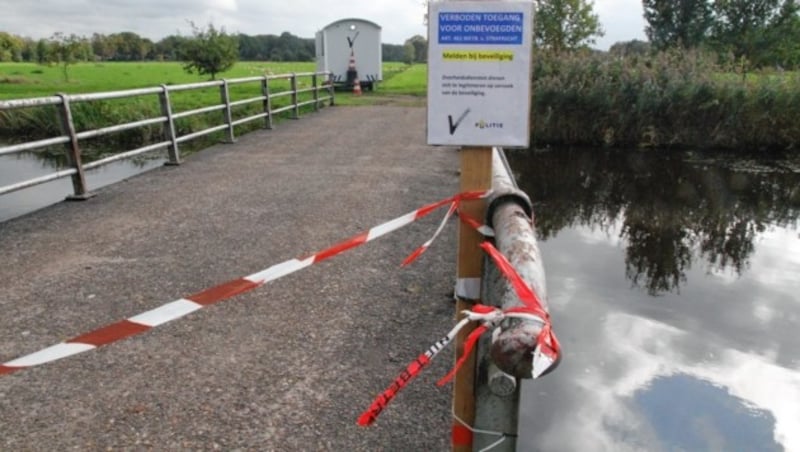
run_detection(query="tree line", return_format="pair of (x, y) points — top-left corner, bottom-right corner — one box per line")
(0, 29), (412, 64)
(531, 0), (800, 68)
(4, 1), (797, 69)
(641, 0), (800, 67)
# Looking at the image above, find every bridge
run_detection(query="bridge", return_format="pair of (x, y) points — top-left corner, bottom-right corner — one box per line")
(0, 105), (463, 450)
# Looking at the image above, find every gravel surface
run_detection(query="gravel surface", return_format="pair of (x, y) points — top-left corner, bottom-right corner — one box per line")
(0, 106), (462, 451)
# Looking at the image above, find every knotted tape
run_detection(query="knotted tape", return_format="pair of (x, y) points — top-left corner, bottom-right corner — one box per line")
(358, 208), (561, 426)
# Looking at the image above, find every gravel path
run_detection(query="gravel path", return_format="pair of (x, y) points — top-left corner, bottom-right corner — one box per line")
(0, 106), (461, 451)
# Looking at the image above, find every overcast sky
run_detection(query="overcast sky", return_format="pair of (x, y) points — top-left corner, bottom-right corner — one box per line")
(0, 0), (646, 49)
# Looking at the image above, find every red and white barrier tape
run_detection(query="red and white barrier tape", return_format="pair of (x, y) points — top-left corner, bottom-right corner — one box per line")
(478, 241), (561, 379)
(357, 301), (547, 429)
(355, 301), (542, 426)
(358, 211), (561, 426)
(357, 314), (472, 426)
(0, 191), (489, 378)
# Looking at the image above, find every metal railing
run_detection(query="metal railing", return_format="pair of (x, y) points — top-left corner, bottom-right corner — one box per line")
(473, 147), (554, 451)
(0, 71), (334, 199)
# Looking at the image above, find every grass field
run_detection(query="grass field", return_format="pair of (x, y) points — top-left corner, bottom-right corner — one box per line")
(0, 61), (428, 160)
(0, 61), (421, 100)
(0, 61), (315, 98)
(377, 63), (427, 94)
(335, 63), (427, 106)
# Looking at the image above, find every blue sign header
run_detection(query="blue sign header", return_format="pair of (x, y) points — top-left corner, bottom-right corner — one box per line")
(438, 12), (524, 45)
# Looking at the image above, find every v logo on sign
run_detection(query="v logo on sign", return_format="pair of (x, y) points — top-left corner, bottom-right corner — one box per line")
(347, 31), (360, 49)
(448, 108), (471, 135)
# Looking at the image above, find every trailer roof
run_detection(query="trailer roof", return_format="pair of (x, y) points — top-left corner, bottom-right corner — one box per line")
(320, 18), (382, 31)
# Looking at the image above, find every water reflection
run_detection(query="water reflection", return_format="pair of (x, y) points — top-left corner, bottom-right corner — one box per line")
(0, 151), (164, 223)
(510, 148), (800, 451)
(508, 149), (800, 294)
(636, 374), (779, 451)
(519, 310), (799, 451)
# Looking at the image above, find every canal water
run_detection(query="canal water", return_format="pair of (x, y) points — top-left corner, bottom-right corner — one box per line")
(509, 148), (800, 451)
(0, 152), (164, 223)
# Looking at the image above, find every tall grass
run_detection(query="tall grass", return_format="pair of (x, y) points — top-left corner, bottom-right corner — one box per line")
(532, 50), (800, 151)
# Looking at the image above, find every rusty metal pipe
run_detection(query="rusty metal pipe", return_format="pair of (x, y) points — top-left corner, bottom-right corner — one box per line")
(486, 148), (556, 379)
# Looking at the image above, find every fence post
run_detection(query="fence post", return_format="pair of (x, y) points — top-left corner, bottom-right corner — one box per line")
(312, 73), (320, 111)
(453, 146), (493, 452)
(220, 79), (236, 143)
(159, 85), (181, 165)
(328, 72), (336, 106)
(473, 148), (555, 451)
(55, 93), (92, 200)
(473, 359), (519, 452)
(472, 150), (525, 451)
(262, 76), (273, 130)
(291, 73), (300, 119)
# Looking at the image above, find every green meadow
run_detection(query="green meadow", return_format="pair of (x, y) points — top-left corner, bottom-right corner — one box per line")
(0, 61), (426, 161)
(378, 63), (427, 95)
(0, 61), (417, 100)
(0, 61), (316, 98)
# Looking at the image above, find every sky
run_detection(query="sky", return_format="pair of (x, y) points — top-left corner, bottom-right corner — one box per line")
(0, 0), (646, 50)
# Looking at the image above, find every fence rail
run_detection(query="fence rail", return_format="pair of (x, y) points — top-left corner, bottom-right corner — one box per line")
(473, 147), (553, 451)
(0, 71), (334, 198)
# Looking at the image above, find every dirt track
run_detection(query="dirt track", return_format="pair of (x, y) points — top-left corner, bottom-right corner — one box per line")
(0, 105), (461, 450)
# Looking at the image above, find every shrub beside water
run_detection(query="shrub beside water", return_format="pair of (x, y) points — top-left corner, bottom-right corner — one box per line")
(531, 50), (800, 151)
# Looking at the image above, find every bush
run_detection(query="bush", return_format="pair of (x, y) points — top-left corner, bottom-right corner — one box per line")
(531, 49), (800, 151)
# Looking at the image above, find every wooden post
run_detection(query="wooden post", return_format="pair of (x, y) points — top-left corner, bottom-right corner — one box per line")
(453, 146), (493, 451)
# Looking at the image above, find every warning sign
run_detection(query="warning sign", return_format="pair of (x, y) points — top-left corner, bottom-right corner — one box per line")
(442, 50), (515, 62)
(438, 12), (525, 44)
(427, 1), (533, 147)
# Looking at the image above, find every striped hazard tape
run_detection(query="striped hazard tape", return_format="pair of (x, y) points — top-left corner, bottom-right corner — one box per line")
(358, 212), (561, 427)
(0, 191), (489, 377)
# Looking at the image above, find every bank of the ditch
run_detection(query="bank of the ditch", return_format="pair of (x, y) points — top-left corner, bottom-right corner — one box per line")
(531, 50), (800, 152)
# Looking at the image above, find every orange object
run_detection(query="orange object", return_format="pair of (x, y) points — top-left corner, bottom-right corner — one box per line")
(452, 424), (474, 447)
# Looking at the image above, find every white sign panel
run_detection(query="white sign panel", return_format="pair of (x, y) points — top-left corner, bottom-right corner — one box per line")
(427, 1), (533, 147)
